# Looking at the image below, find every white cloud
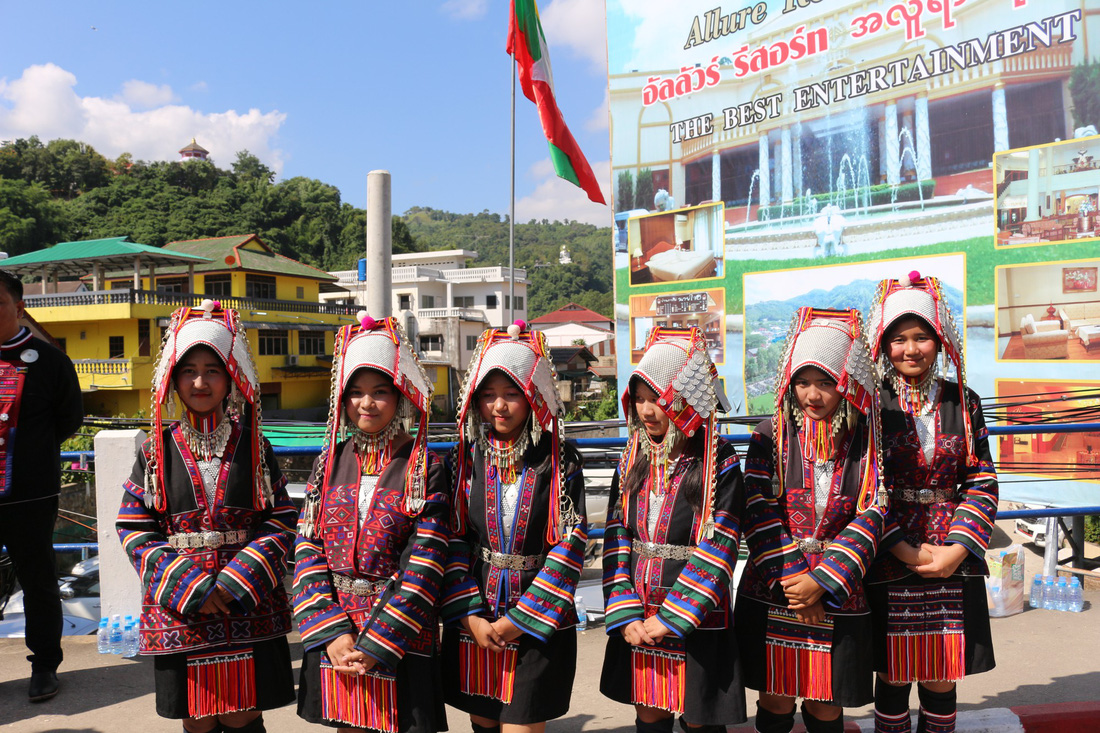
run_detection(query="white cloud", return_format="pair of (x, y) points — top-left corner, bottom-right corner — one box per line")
(541, 0), (608, 71)
(0, 63), (287, 173)
(585, 87), (609, 132)
(118, 80), (178, 109)
(514, 157), (612, 227)
(441, 0), (487, 20)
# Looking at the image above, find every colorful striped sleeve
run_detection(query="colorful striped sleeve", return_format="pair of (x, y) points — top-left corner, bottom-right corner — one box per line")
(356, 457), (451, 669)
(115, 448), (215, 616)
(656, 444), (746, 638)
(741, 429), (809, 590)
(506, 462), (588, 642)
(292, 530), (357, 650)
(947, 394), (998, 557)
(217, 443), (295, 612)
(601, 469), (645, 632)
(440, 536), (488, 625)
(811, 504), (884, 605)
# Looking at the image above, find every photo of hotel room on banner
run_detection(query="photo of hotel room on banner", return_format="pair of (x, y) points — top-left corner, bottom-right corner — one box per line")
(625, 202), (725, 285)
(995, 379), (1100, 483)
(628, 289), (725, 364)
(995, 133), (1100, 247)
(996, 258), (1100, 361)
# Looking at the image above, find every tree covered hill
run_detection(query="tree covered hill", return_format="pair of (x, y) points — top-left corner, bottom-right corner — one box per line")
(0, 136), (613, 317)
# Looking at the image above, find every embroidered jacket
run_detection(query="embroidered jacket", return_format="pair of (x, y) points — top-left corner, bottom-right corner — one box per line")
(602, 438), (744, 638)
(441, 441), (587, 643)
(738, 419), (884, 614)
(867, 382), (998, 583)
(293, 439), (450, 669)
(116, 420), (295, 655)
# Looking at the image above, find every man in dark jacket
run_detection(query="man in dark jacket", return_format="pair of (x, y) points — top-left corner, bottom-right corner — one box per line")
(0, 270), (83, 702)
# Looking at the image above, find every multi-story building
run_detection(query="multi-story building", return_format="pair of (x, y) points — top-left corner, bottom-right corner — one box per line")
(4, 235), (357, 417)
(324, 249), (529, 415)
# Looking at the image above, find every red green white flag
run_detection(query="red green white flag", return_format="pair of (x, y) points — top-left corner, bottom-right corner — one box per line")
(507, 0), (606, 205)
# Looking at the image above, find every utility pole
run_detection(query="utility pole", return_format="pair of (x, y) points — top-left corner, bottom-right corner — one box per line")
(365, 170), (392, 318)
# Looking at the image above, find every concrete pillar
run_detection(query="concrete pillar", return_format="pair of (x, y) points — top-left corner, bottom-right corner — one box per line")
(780, 126), (793, 203)
(132, 257), (141, 290)
(92, 263), (103, 292)
(711, 150), (722, 203)
(885, 102), (900, 186)
(793, 122), (804, 198)
(1026, 148), (1041, 221)
(992, 82), (1009, 153)
(758, 134), (771, 207)
(95, 429), (146, 620)
(915, 93), (932, 181)
(366, 170), (393, 319)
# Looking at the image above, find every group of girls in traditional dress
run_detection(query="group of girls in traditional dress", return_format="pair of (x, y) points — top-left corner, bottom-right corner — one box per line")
(115, 268), (996, 733)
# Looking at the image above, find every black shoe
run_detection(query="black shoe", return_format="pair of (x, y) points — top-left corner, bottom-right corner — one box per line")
(28, 671), (59, 702)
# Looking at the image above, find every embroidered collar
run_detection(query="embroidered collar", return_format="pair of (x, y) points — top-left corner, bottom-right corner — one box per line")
(179, 410), (232, 461)
(0, 327), (32, 351)
(350, 419), (399, 475)
(478, 428), (529, 485)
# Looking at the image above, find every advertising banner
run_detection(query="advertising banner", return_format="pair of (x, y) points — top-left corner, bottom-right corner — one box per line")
(607, 0), (1100, 505)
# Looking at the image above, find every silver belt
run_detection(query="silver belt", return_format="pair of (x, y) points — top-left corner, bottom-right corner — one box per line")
(897, 488), (956, 504)
(479, 547), (546, 571)
(795, 537), (831, 554)
(167, 529), (251, 550)
(632, 539), (695, 560)
(332, 573), (391, 597)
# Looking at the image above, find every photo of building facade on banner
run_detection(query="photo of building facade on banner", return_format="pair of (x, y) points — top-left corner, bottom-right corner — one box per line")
(605, 0), (1100, 505)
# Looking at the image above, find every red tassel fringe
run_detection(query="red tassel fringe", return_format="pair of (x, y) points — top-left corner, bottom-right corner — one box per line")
(319, 658), (398, 732)
(458, 632), (518, 704)
(185, 649), (257, 718)
(631, 645), (686, 714)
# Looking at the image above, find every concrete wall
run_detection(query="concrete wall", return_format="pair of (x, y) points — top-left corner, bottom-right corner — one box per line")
(94, 429), (146, 621)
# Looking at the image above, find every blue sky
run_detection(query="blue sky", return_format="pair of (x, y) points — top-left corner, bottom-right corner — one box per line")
(0, 0), (613, 225)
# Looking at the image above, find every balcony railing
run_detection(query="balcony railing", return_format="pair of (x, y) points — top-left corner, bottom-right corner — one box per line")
(441, 266), (527, 283)
(24, 288), (361, 316)
(73, 359), (130, 375)
(418, 307), (488, 322)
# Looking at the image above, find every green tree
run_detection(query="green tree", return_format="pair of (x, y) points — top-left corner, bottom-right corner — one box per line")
(1069, 58), (1100, 129)
(0, 178), (71, 255)
(634, 167), (654, 211)
(616, 170), (634, 212)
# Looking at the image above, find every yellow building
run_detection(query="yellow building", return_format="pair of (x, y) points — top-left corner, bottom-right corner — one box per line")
(5, 235), (356, 417)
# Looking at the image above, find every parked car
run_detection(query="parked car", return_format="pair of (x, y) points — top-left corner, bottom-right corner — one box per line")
(1013, 506), (1065, 549)
(0, 554), (101, 637)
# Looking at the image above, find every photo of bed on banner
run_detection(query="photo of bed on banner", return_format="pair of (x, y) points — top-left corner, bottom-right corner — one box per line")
(606, 0), (1100, 507)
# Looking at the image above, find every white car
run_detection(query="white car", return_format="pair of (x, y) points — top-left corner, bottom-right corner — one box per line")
(1013, 507), (1063, 549)
(0, 555), (101, 637)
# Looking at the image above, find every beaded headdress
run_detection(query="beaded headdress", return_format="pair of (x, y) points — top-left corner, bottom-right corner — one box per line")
(147, 299), (269, 512)
(773, 308), (884, 510)
(620, 326), (730, 543)
(453, 320), (577, 544)
(868, 270), (975, 464)
(305, 313), (433, 530)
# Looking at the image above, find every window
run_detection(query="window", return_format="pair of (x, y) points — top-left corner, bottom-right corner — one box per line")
(138, 319), (151, 357)
(453, 296), (474, 308)
(296, 286), (305, 299)
(299, 331), (325, 356)
(420, 295), (437, 309)
(514, 296), (524, 311)
(398, 294), (412, 311)
(466, 335), (478, 351)
(419, 335), (443, 352)
(486, 294), (498, 309)
(258, 329), (289, 356)
(204, 274), (232, 297)
(246, 274), (277, 300)
(108, 336), (125, 359)
(504, 295), (511, 310)
(56, 338), (66, 354)
(156, 276), (187, 293)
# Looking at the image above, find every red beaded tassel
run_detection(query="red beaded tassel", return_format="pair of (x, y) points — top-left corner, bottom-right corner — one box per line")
(630, 645), (686, 714)
(458, 632), (518, 703)
(185, 650), (256, 718)
(320, 658), (398, 732)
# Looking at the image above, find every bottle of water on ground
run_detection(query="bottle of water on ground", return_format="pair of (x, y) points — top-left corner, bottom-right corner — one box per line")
(1042, 576), (1055, 609)
(124, 621), (140, 657)
(109, 621), (123, 655)
(1068, 578), (1084, 612)
(1055, 577), (1069, 611)
(97, 618), (109, 654)
(1029, 574), (1043, 609)
(575, 597), (587, 632)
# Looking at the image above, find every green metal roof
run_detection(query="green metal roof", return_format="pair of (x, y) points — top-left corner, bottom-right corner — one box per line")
(158, 235), (336, 282)
(2, 237), (212, 278)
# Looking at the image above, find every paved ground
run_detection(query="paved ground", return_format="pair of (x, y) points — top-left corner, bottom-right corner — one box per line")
(3, 514), (1098, 733)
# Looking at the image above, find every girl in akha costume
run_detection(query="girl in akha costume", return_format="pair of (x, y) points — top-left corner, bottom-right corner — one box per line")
(116, 300), (296, 733)
(865, 272), (997, 733)
(599, 326), (747, 733)
(294, 314), (451, 733)
(734, 308), (886, 733)
(441, 321), (587, 733)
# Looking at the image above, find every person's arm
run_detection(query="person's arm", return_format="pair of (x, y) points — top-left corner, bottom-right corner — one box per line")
(53, 348), (84, 442)
(440, 448), (489, 625)
(504, 457), (589, 642)
(601, 467), (645, 633)
(945, 393), (998, 559)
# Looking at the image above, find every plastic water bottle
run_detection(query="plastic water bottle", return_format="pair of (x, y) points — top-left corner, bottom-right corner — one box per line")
(1068, 578), (1084, 612)
(1029, 574), (1043, 609)
(109, 621), (123, 655)
(1056, 578), (1069, 612)
(575, 597), (588, 632)
(1042, 576), (1055, 609)
(97, 618), (110, 654)
(124, 622), (140, 657)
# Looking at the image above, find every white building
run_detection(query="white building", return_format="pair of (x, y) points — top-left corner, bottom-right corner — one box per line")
(324, 250), (529, 412)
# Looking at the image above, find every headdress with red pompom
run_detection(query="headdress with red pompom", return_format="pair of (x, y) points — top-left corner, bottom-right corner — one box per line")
(453, 320), (578, 544)
(620, 326), (730, 543)
(773, 307), (885, 510)
(307, 312), (433, 528)
(146, 299), (269, 512)
(868, 270), (975, 464)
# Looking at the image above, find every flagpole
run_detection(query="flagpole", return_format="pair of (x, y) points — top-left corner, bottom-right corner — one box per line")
(509, 43), (516, 326)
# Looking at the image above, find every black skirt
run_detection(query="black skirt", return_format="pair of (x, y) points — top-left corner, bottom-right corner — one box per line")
(441, 625), (577, 724)
(866, 574), (995, 681)
(152, 636), (295, 719)
(599, 625), (746, 726)
(298, 646), (447, 732)
(734, 594), (874, 707)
